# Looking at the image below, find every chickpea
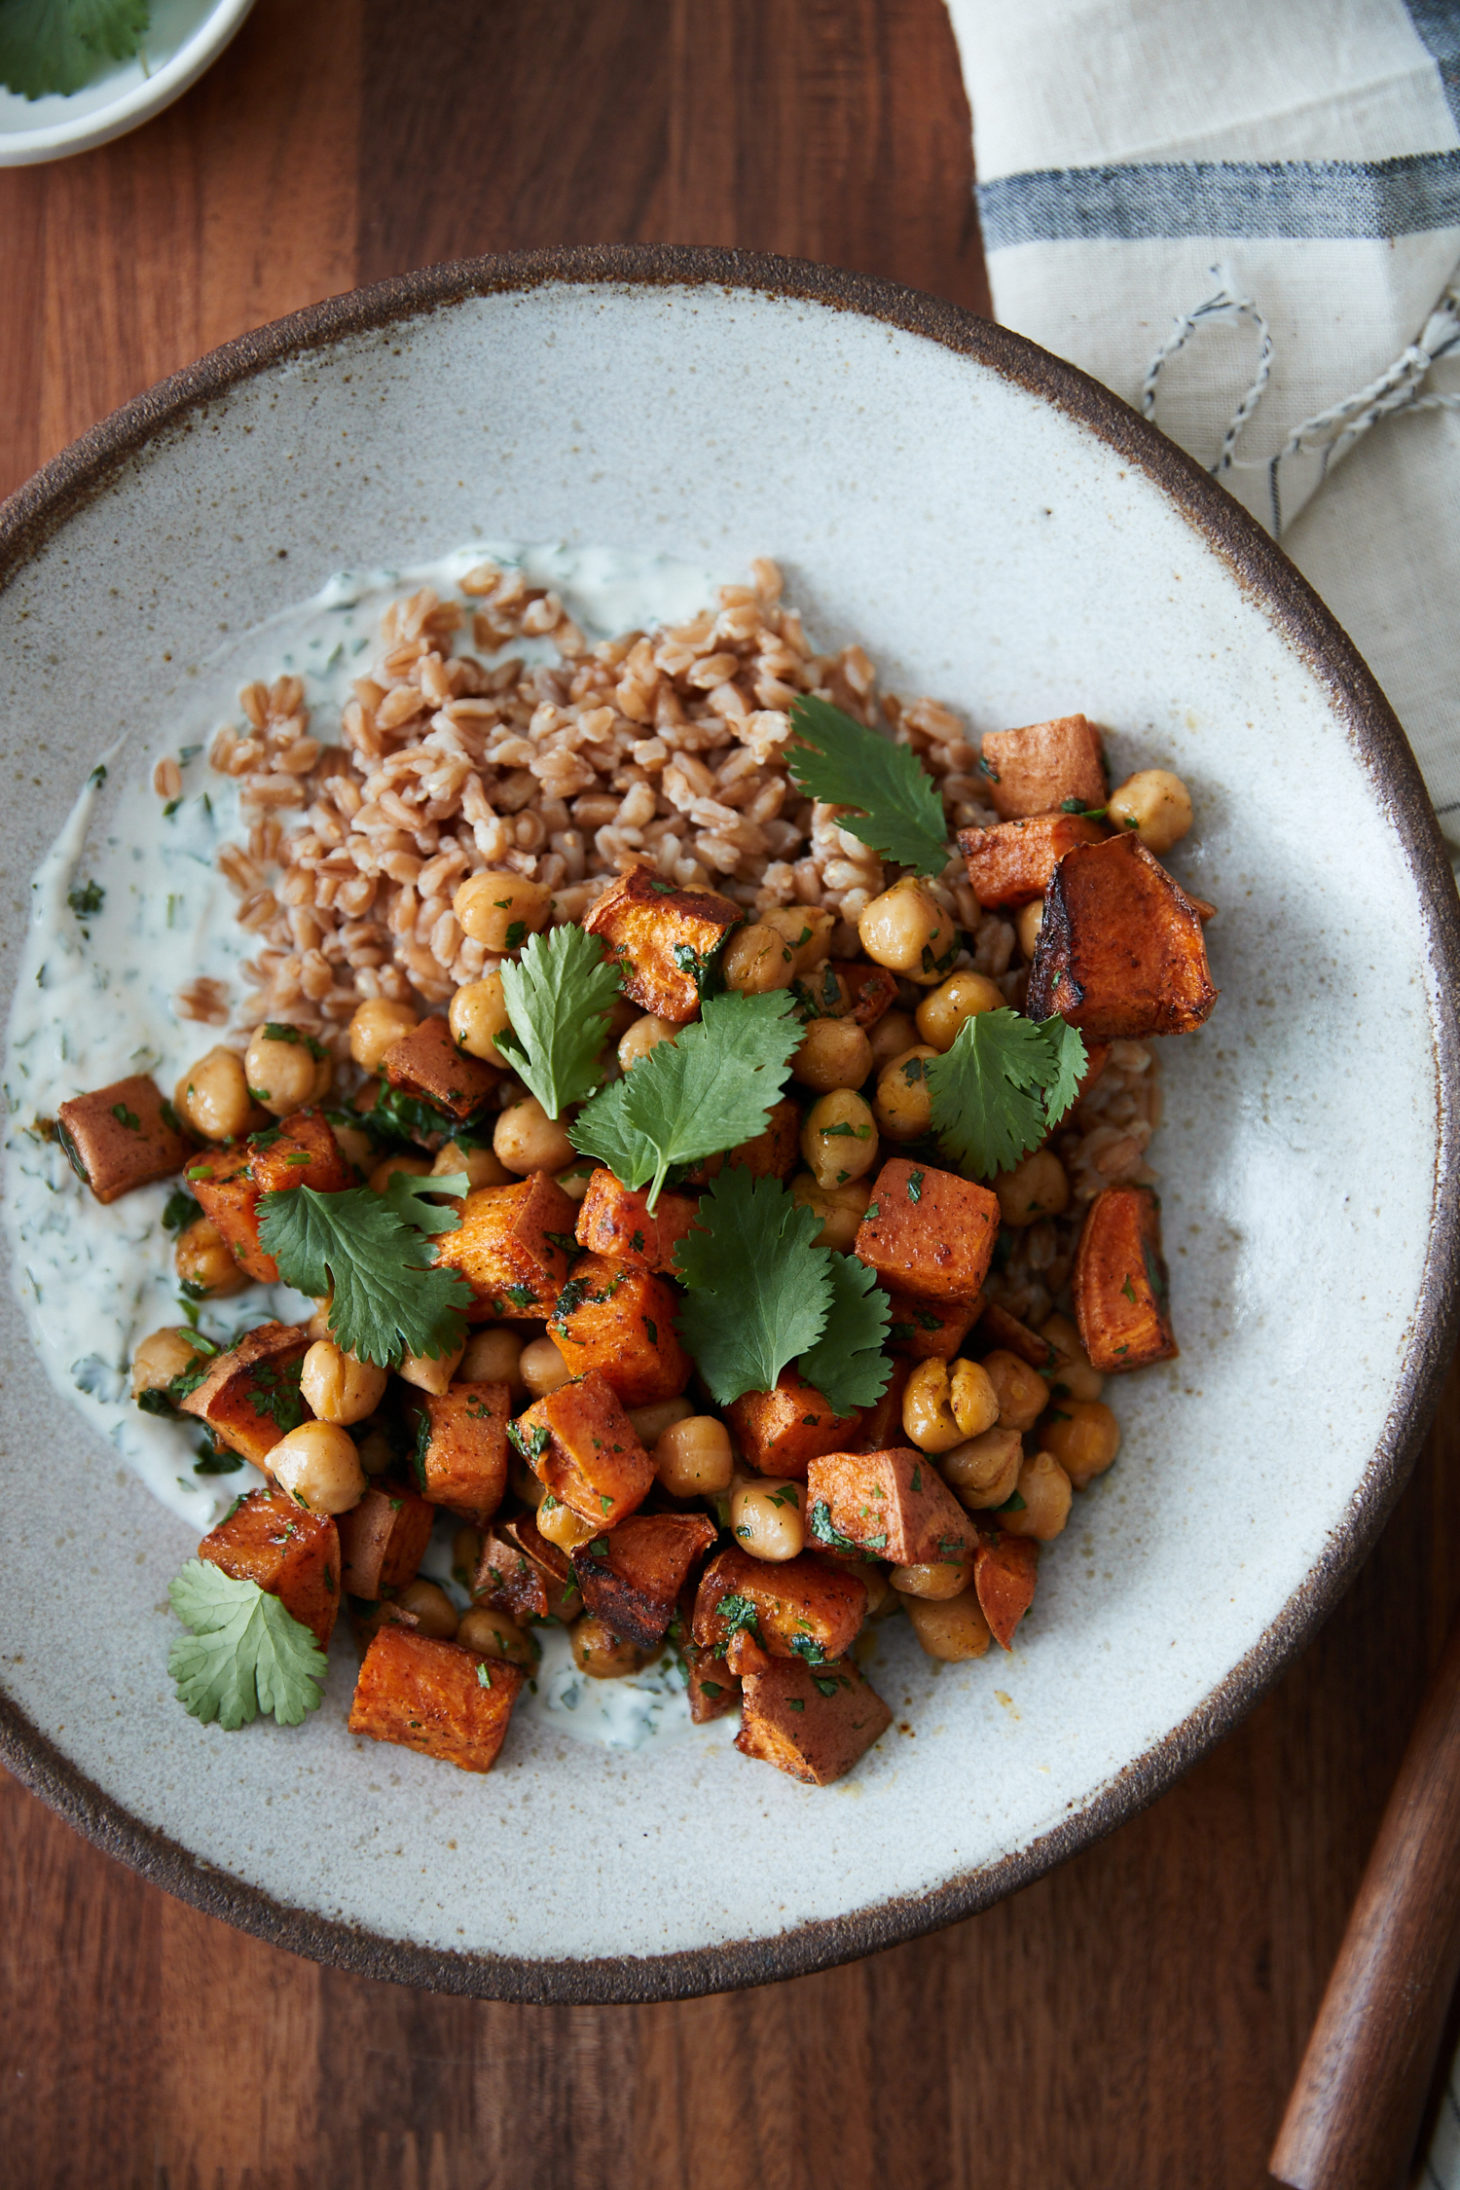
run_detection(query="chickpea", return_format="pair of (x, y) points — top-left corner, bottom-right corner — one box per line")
(299, 1337), (389, 1425)
(571, 1613), (648, 1679)
(730, 1476), (805, 1562)
(538, 1494), (599, 1553)
(432, 1139), (510, 1190)
(393, 1578), (459, 1640)
(357, 1428), (394, 1475)
(994, 1148), (1070, 1228)
(873, 1046), (937, 1141)
(348, 997), (417, 1074)
(397, 1334), (467, 1395)
(448, 973), (510, 1066)
(457, 1604), (536, 1669)
(628, 1395), (695, 1446)
(983, 1348), (1050, 1433)
(799, 1089), (878, 1191)
(1107, 768), (1194, 855)
(793, 1016), (874, 1093)
(915, 969), (1005, 1053)
(860, 1565), (897, 1619)
(907, 1589), (992, 1661)
(269, 1420), (366, 1515)
(1041, 1399), (1121, 1491)
(902, 1357), (966, 1454)
(460, 1325), (526, 1395)
(1039, 1311), (1105, 1404)
(307, 1295), (334, 1341)
(244, 1023), (331, 1115)
(941, 1426), (1023, 1510)
(762, 905), (834, 973)
(331, 1120), (376, 1174)
(131, 1325), (209, 1401)
(555, 1160), (598, 1203)
(798, 963), (853, 1019)
(369, 1151), (432, 1194)
(453, 871), (553, 950)
(618, 1015), (677, 1073)
(790, 1173), (872, 1252)
(174, 1215), (245, 1298)
(494, 1095), (575, 1176)
(721, 921), (796, 994)
(1001, 1450), (1073, 1541)
(655, 1415), (734, 1498)
(857, 876), (953, 982)
(173, 1045), (254, 1142)
(1015, 900), (1044, 959)
(890, 1559), (972, 1600)
(868, 1009), (919, 1070)
(520, 1334), (572, 1398)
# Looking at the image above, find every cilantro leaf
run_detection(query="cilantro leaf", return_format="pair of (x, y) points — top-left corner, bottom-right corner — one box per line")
(379, 1167), (470, 1235)
(257, 1184), (473, 1368)
(799, 1252), (893, 1413)
(925, 1007), (1087, 1178)
(572, 988), (802, 1211)
(673, 1168), (834, 1406)
(786, 695), (950, 876)
(167, 1561), (327, 1731)
(496, 922), (622, 1119)
(0, 0), (149, 99)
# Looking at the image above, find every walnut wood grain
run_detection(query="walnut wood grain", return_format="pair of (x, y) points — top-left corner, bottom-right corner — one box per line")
(0, 3), (1456, 2186)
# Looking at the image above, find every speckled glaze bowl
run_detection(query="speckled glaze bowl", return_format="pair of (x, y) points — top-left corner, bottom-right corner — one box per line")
(2, 248), (1457, 2002)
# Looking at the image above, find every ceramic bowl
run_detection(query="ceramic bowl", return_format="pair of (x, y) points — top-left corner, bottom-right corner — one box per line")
(2, 248), (1457, 2003)
(0, 0), (254, 168)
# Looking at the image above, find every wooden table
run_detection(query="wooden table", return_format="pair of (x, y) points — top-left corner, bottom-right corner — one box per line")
(2, 5), (1456, 2183)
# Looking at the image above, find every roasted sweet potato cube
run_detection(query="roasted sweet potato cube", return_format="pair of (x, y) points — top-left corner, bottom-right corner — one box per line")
(855, 1159), (999, 1306)
(974, 1531), (1038, 1650)
(410, 1380), (509, 1521)
(188, 1109), (353, 1282)
(198, 1487), (340, 1650)
(726, 1626), (771, 1677)
(575, 1169), (701, 1273)
(1073, 1184), (1178, 1372)
(736, 1657), (892, 1785)
(348, 1626), (523, 1773)
(570, 1514), (718, 1650)
(853, 1358), (912, 1452)
(433, 1171), (579, 1319)
(956, 812), (1109, 910)
(337, 1480), (435, 1599)
(380, 1015), (499, 1123)
(474, 1515), (581, 1623)
(806, 1447), (975, 1567)
(834, 961), (899, 1027)
(549, 1253), (691, 1406)
(980, 713), (1106, 821)
(976, 1301), (1056, 1371)
(693, 1546), (867, 1664)
(726, 1370), (860, 1481)
(885, 1291), (979, 1362)
(685, 1645), (739, 1723)
(514, 1370), (654, 1527)
(583, 866), (741, 1023)
(57, 1074), (194, 1205)
(683, 1097), (802, 1186)
(178, 1321), (312, 1466)
(1025, 834), (1218, 1039)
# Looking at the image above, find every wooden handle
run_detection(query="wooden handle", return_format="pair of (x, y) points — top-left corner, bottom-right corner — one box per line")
(1271, 1616), (1460, 2190)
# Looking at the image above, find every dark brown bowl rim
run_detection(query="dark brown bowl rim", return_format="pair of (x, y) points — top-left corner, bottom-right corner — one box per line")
(3, 243), (1458, 2005)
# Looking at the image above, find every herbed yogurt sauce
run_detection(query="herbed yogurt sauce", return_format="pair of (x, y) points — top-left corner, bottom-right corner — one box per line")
(3, 541), (736, 1753)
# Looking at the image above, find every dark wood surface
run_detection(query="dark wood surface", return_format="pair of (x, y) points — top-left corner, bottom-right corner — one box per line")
(1, 4), (1456, 2184)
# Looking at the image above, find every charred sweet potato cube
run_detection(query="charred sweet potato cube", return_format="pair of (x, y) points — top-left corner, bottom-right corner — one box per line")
(974, 1531), (1038, 1650)
(348, 1626), (523, 1773)
(57, 1074), (194, 1205)
(570, 1514), (718, 1650)
(885, 1291), (980, 1362)
(410, 1380), (509, 1522)
(380, 1015), (499, 1123)
(1073, 1184), (1178, 1372)
(433, 1171), (579, 1319)
(956, 812), (1109, 910)
(549, 1253), (691, 1407)
(853, 1358), (912, 1451)
(575, 1169), (700, 1273)
(188, 1109), (352, 1283)
(726, 1370), (860, 1481)
(178, 1320), (312, 1466)
(474, 1514), (582, 1623)
(806, 1447), (975, 1567)
(338, 1480), (435, 1599)
(855, 1159), (999, 1306)
(198, 1487), (340, 1650)
(834, 960), (899, 1027)
(736, 1657), (892, 1785)
(693, 1546), (867, 1664)
(683, 1098), (802, 1186)
(583, 867), (741, 1023)
(980, 713), (1106, 821)
(685, 1645), (739, 1723)
(976, 1300), (1057, 1371)
(1025, 833), (1218, 1039)
(514, 1370), (654, 1527)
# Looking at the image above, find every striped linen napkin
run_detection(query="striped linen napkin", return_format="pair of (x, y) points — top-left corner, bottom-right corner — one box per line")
(948, 0), (1460, 865)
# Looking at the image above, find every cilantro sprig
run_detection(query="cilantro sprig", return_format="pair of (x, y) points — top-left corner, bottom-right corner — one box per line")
(257, 1174), (472, 1368)
(925, 1008), (1086, 1178)
(573, 988), (802, 1211)
(167, 1562), (328, 1730)
(787, 695), (951, 876)
(496, 923), (621, 1120)
(0, 0), (150, 100)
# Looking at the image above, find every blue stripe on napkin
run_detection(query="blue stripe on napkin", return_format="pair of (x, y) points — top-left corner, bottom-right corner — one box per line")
(1403, 0), (1460, 132)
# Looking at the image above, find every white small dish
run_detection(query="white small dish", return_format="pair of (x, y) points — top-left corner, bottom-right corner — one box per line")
(0, 0), (254, 167)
